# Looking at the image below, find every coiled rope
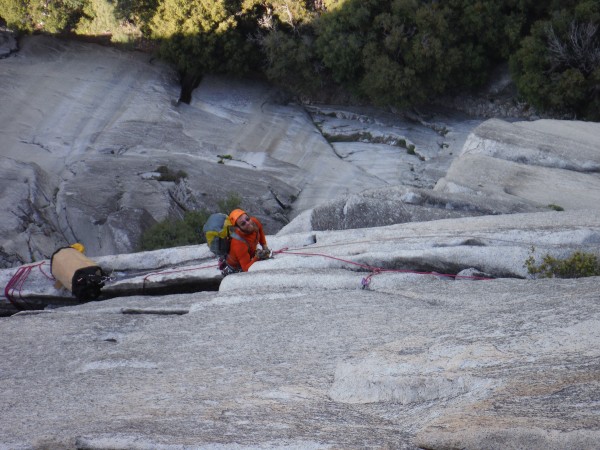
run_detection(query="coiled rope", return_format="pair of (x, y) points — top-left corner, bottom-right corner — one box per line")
(4, 262), (54, 310)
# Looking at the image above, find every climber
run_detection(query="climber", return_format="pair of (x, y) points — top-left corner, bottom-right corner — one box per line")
(220, 209), (270, 276)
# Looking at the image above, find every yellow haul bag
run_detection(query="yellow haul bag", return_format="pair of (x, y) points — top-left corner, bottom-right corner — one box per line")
(50, 247), (105, 301)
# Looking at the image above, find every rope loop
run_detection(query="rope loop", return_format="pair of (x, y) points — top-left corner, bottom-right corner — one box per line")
(4, 261), (49, 310)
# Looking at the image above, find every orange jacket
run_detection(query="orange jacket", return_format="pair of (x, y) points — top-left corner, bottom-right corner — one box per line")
(226, 217), (266, 272)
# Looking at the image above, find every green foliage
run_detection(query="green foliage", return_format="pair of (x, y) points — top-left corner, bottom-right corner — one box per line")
(257, 29), (322, 95)
(217, 154), (232, 164)
(156, 165), (187, 182)
(138, 192), (242, 251)
(0, 0), (86, 32)
(547, 203), (565, 211)
(253, 0), (315, 28)
(139, 209), (210, 251)
(0, 0), (149, 38)
(114, 0), (159, 28)
(510, 0), (600, 119)
(28, 0), (67, 32)
(149, 0), (259, 79)
(217, 192), (242, 213)
(307, 0), (534, 107)
(0, 0), (29, 30)
(525, 248), (600, 278)
(75, 0), (142, 43)
(314, 0), (376, 86)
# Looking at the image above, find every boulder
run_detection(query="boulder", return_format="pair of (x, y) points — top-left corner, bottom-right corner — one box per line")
(303, 185), (544, 233)
(460, 119), (600, 172)
(436, 153), (600, 212)
(435, 119), (600, 212)
(0, 29), (17, 58)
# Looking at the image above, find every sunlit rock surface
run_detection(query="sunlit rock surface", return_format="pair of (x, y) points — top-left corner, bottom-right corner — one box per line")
(435, 119), (600, 212)
(2, 35), (600, 267)
(2, 208), (600, 448)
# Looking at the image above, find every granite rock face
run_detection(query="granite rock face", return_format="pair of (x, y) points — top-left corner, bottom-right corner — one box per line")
(0, 158), (60, 266)
(1, 209), (599, 448)
(435, 119), (600, 212)
(294, 117), (600, 234)
(0, 35), (362, 266)
(2, 31), (600, 450)
(460, 118), (600, 172)
(0, 34), (496, 268)
(3, 35), (600, 268)
(0, 28), (17, 58)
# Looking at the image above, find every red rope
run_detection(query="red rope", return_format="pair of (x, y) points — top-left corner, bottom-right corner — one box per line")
(273, 247), (494, 288)
(4, 266), (28, 308)
(4, 262), (52, 310)
(38, 262), (55, 281)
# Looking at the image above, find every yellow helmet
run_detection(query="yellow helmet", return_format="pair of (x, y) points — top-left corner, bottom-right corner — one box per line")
(70, 243), (85, 253)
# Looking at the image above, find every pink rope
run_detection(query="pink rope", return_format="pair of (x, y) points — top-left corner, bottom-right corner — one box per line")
(4, 262), (52, 310)
(273, 247), (494, 287)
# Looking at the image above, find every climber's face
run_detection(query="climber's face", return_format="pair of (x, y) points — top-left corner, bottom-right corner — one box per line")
(237, 214), (255, 233)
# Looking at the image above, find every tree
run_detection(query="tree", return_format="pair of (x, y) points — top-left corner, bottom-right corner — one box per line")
(0, 0), (30, 30)
(0, 0), (86, 33)
(510, 0), (600, 119)
(312, 0), (525, 107)
(139, 209), (210, 251)
(149, 0), (259, 85)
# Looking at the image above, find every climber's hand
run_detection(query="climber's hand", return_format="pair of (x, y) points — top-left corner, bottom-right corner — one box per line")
(256, 248), (271, 260)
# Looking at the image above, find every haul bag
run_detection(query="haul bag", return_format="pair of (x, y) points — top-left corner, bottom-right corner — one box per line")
(50, 247), (105, 301)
